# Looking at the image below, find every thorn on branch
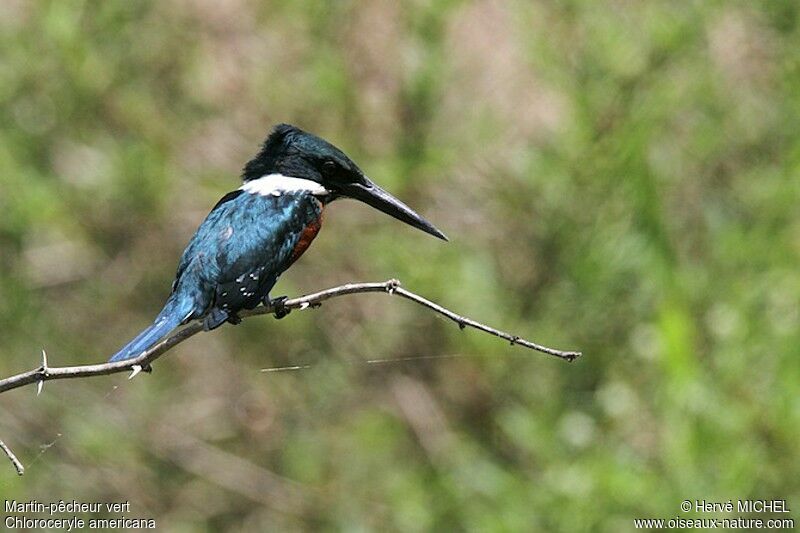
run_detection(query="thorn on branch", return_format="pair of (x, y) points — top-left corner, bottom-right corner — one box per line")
(129, 365), (143, 380)
(37, 349), (49, 396)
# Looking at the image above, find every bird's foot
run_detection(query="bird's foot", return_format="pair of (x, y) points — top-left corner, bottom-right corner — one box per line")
(268, 296), (291, 319)
(226, 313), (242, 325)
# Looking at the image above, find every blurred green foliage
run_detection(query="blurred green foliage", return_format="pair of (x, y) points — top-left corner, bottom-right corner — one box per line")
(1, 0), (799, 530)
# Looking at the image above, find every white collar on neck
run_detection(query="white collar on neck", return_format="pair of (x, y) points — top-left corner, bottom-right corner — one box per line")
(241, 174), (329, 197)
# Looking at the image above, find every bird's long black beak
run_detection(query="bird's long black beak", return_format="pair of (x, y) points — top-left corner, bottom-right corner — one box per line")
(341, 178), (448, 241)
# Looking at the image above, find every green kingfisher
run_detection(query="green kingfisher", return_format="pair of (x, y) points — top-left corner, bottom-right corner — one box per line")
(109, 124), (447, 362)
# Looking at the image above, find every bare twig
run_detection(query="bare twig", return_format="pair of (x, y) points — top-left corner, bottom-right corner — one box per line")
(0, 438), (24, 476)
(0, 279), (581, 396)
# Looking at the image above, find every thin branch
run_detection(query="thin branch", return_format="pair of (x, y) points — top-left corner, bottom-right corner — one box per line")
(0, 438), (24, 476)
(0, 279), (581, 396)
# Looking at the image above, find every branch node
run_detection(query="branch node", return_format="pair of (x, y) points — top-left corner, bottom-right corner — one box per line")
(386, 279), (401, 294)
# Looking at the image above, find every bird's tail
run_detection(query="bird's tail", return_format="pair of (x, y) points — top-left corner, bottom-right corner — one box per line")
(108, 296), (194, 363)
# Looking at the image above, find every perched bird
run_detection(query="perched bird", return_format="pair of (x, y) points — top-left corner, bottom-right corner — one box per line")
(109, 124), (447, 362)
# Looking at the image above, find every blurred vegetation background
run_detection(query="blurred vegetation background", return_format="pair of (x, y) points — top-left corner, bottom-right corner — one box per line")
(1, 0), (799, 530)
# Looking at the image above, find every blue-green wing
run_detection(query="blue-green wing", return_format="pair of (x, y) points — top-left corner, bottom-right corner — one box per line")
(173, 190), (322, 316)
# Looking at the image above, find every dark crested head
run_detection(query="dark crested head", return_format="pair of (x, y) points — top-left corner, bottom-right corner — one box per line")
(242, 124), (360, 184)
(242, 124), (448, 241)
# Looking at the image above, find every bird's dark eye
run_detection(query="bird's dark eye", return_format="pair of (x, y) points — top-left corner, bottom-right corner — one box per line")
(322, 160), (337, 176)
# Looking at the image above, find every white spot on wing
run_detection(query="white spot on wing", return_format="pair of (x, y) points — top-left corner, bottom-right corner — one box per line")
(241, 174), (329, 196)
(219, 226), (234, 240)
